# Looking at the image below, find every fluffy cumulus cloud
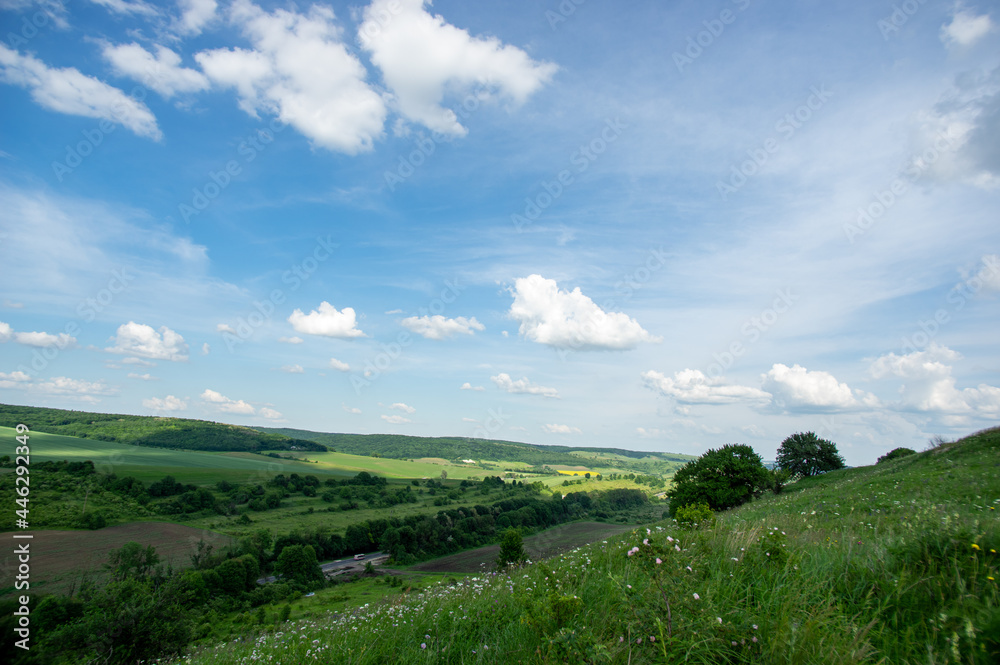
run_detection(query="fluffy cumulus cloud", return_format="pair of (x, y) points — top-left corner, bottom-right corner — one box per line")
(358, 0), (557, 136)
(381, 414), (411, 424)
(287, 301), (365, 338)
(329, 357), (350, 372)
(941, 8), (994, 48)
(175, 0), (217, 35)
(0, 371), (31, 389)
(460, 382), (484, 391)
(641, 369), (770, 405)
(542, 423), (581, 435)
(0, 45), (161, 139)
(196, 0), (386, 153)
(868, 344), (1000, 419)
(143, 395), (187, 411)
(761, 364), (878, 412)
(258, 407), (283, 420)
(280, 364), (304, 373)
(101, 43), (210, 98)
(491, 372), (559, 398)
(107, 322), (189, 361)
(0, 322), (11, 342)
(201, 388), (255, 414)
(400, 314), (484, 340)
(389, 402), (416, 413)
(508, 275), (660, 351)
(34, 376), (117, 402)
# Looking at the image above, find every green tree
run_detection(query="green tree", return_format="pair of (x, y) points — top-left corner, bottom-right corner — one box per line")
(107, 541), (160, 581)
(666, 444), (769, 516)
(496, 528), (527, 568)
(274, 544), (323, 586)
(877, 447), (916, 464)
(776, 431), (846, 477)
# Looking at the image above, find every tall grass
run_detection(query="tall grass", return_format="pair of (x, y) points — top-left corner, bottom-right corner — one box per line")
(165, 428), (999, 664)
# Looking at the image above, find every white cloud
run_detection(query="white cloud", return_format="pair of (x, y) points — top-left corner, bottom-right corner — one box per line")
(381, 414), (411, 424)
(258, 406), (283, 420)
(89, 0), (158, 17)
(636, 427), (666, 438)
(278, 336), (304, 344)
(175, 0), (217, 35)
(101, 43), (210, 98)
(280, 364), (304, 373)
(491, 372), (559, 398)
(0, 370), (31, 389)
(0, 322), (12, 342)
(288, 301), (365, 338)
(384, 308), (403, 315)
(200, 388), (255, 414)
(0, 45), (161, 139)
(460, 382), (485, 391)
(542, 423), (581, 434)
(390, 402), (416, 413)
(761, 364), (877, 412)
(127, 372), (156, 380)
(509, 275), (660, 351)
(641, 369), (770, 405)
(122, 356), (156, 367)
(35, 376), (117, 401)
(329, 357), (350, 372)
(12, 331), (76, 348)
(201, 342), (210, 355)
(143, 395), (187, 411)
(400, 314), (484, 340)
(868, 344), (1000, 418)
(196, 0), (386, 153)
(217, 323), (237, 334)
(941, 9), (994, 48)
(107, 322), (189, 361)
(342, 403), (361, 414)
(359, 0), (557, 137)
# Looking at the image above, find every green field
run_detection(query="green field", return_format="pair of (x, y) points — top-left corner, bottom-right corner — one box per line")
(0, 427), (352, 484)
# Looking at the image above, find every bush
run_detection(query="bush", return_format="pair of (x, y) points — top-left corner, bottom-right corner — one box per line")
(666, 444), (769, 516)
(877, 447), (916, 464)
(673, 502), (715, 529)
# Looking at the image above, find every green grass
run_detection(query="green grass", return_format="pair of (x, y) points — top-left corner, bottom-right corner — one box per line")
(165, 427), (1000, 665)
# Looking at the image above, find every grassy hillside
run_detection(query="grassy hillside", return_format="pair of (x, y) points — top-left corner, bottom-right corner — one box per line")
(260, 427), (692, 468)
(170, 427), (999, 664)
(0, 404), (326, 452)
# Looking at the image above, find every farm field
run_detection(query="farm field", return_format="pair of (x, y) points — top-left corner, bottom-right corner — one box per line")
(0, 427), (347, 484)
(409, 521), (639, 574)
(0, 522), (232, 596)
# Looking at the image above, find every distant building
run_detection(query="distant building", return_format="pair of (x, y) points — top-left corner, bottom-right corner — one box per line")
(462, 459), (476, 464)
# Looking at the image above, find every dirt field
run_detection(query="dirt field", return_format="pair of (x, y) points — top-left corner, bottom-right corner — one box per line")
(410, 521), (637, 574)
(0, 522), (233, 596)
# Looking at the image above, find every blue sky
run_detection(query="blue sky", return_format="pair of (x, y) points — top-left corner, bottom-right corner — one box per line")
(1, 0), (998, 465)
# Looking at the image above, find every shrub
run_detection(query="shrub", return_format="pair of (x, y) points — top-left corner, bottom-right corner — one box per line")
(673, 502), (715, 529)
(876, 447), (916, 464)
(666, 444), (769, 516)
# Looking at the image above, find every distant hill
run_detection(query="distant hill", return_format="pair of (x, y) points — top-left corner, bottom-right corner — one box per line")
(0, 404), (326, 453)
(258, 427), (692, 467)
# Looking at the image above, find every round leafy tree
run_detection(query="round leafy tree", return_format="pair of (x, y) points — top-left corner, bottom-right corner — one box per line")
(666, 444), (769, 517)
(876, 447), (916, 464)
(776, 431), (845, 477)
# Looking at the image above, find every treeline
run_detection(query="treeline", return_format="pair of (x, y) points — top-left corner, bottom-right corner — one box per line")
(0, 404), (325, 452)
(260, 427), (686, 466)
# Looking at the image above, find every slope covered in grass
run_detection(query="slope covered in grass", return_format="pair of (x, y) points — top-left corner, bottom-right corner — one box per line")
(172, 427), (999, 664)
